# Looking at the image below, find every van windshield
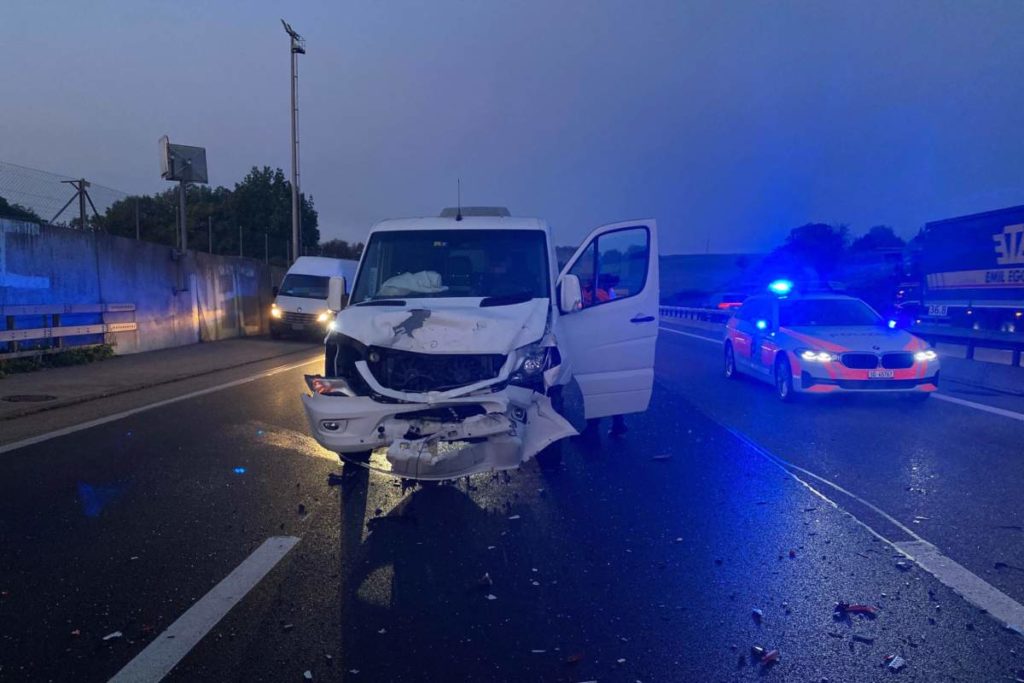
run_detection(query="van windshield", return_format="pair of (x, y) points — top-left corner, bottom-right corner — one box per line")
(278, 274), (329, 299)
(351, 229), (550, 302)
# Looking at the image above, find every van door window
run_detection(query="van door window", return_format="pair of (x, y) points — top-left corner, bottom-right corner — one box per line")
(569, 227), (650, 309)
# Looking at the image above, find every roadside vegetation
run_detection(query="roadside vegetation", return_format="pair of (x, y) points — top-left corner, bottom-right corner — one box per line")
(0, 344), (114, 378)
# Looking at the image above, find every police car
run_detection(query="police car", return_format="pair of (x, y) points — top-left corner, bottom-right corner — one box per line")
(723, 281), (939, 401)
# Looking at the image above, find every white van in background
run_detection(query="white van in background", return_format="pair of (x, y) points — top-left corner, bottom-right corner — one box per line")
(271, 256), (359, 338)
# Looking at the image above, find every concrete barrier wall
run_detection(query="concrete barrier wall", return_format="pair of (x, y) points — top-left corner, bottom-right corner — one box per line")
(1, 222), (284, 354)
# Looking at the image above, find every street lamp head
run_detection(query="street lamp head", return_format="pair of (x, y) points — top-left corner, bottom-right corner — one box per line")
(281, 18), (306, 53)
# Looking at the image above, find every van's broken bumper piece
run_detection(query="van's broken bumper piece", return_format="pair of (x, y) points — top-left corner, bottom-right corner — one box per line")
(301, 388), (575, 480)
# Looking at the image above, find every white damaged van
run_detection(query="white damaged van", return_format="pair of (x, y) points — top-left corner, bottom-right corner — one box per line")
(270, 256), (359, 338)
(301, 209), (658, 480)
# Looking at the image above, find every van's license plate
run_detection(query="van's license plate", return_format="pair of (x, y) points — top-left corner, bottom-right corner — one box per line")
(868, 370), (895, 379)
(291, 323), (305, 331)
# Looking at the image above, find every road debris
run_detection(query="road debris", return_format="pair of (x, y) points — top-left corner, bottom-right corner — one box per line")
(886, 654), (906, 671)
(297, 503), (307, 516)
(508, 515), (521, 520)
(564, 652), (585, 665)
(303, 671), (313, 680)
(834, 602), (878, 618)
(761, 649), (780, 666)
(530, 649), (546, 654)
(752, 608), (764, 623)
(102, 631), (123, 641)
(377, 628), (386, 635)
(485, 593), (497, 600)
(852, 635), (875, 645)
(70, 629), (81, 637)
(895, 560), (911, 571)
(478, 572), (493, 587)
(651, 454), (672, 461)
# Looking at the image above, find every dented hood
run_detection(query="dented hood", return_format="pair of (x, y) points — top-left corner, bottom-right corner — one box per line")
(335, 298), (550, 354)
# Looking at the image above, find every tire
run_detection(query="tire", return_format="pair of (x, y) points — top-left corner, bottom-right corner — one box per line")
(536, 439), (563, 470)
(774, 355), (796, 402)
(724, 342), (738, 379)
(340, 450), (372, 464)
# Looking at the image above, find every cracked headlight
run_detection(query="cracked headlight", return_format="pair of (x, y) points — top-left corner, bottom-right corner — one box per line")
(509, 343), (552, 388)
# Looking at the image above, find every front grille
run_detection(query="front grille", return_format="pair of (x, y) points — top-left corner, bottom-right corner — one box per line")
(841, 353), (878, 369)
(881, 352), (915, 369)
(367, 347), (506, 393)
(282, 311), (317, 325)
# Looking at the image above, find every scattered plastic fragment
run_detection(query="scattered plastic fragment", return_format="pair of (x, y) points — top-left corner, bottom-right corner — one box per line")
(887, 655), (906, 671)
(303, 671), (313, 680)
(102, 631), (123, 641)
(674, 537), (683, 543)
(70, 629), (81, 636)
(751, 645), (765, 659)
(478, 572), (493, 587)
(617, 658), (626, 664)
(752, 608), (764, 623)
(651, 454), (672, 461)
(377, 628), (386, 635)
(508, 515), (521, 520)
(531, 580), (540, 587)
(895, 561), (910, 572)
(531, 649), (546, 653)
(487, 545), (496, 550)
(761, 649), (780, 665)
(834, 602), (878, 617)
(283, 624), (294, 632)
(564, 652), (585, 665)
(485, 594), (497, 601)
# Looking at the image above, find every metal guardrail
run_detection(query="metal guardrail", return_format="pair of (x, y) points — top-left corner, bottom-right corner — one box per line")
(659, 306), (1024, 366)
(659, 305), (732, 324)
(1, 303), (137, 359)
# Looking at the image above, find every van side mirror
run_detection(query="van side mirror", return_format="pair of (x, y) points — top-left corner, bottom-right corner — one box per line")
(272, 285), (279, 297)
(327, 276), (346, 312)
(559, 274), (582, 314)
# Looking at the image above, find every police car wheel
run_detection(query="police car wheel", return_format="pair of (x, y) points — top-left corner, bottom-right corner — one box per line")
(724, 343), (738, 379)
(774, 356), (796, 402)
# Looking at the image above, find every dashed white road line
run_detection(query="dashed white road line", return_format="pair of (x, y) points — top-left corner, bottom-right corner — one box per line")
(0, 356), (321, 456)
(658, 324), (1024, 422)
(658, 325), (720, 345)
(723, 425), (1024, 636)
(932, 392), (1024, 422)
(109, 536), (301, 683)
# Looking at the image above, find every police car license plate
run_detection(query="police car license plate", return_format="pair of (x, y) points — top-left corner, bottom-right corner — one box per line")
(868, 370), (895, 379)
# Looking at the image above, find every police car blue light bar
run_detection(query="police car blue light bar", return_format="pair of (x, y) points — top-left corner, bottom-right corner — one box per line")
(768, 279), (794, 295)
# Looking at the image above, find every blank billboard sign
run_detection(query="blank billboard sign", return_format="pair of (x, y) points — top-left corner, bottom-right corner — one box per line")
(159, 136), (208, 184)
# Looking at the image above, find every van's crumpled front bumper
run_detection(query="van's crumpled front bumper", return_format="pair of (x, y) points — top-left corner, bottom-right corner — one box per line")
(301, 386), (576, 480)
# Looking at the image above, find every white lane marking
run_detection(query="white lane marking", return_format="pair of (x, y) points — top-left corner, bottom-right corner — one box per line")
(721, 424), (1024, 636)
(0, 356), (321, 455)
(933, 392), (1024, 423)
(660, 324), (1024, 423)
(896, 540), (1024, 635)
(658, 326), (720, 345)
(109, 536), (300, 683)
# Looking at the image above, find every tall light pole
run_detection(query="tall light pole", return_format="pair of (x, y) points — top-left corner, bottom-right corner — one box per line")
(282, 19), (305, 264)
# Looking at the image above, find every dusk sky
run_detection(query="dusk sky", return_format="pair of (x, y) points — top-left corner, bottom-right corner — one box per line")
(4, 0), (1024, 254)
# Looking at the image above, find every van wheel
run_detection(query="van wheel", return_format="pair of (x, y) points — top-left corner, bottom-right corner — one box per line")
(724, 342), (738, 379)
(536, 440), (563, 470)
(774, 355), (796, 402)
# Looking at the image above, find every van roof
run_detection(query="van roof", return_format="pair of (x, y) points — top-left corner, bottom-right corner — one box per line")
(286, 256), (358, 277)
(369, 215), (549, 234)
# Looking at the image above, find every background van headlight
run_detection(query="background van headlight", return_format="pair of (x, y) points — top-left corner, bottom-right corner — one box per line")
(914, 349), (938, 362)
(317, 311), (330, 323)
(271, 305), (282, 319)
(798, 348), (836, 363)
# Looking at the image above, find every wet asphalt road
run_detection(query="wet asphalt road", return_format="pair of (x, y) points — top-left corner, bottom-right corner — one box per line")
(1, 335), (1024, 682)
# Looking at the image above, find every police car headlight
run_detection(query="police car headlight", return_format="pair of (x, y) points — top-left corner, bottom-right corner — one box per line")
(798, 348), (837, 363)
(914, 349), (938, 362)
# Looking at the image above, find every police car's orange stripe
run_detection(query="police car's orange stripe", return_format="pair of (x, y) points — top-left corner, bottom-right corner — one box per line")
(779, 328), (849, 353)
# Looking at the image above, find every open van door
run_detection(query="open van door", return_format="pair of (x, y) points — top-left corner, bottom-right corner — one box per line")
(557, 220), (659, 419)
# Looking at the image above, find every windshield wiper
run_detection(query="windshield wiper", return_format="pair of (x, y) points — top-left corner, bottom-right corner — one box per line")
(355, 299), (407, 307)
(480, 291), (533, 307)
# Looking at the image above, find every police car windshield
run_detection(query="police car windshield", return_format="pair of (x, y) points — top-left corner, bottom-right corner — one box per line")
(779, 299), (881, 327)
